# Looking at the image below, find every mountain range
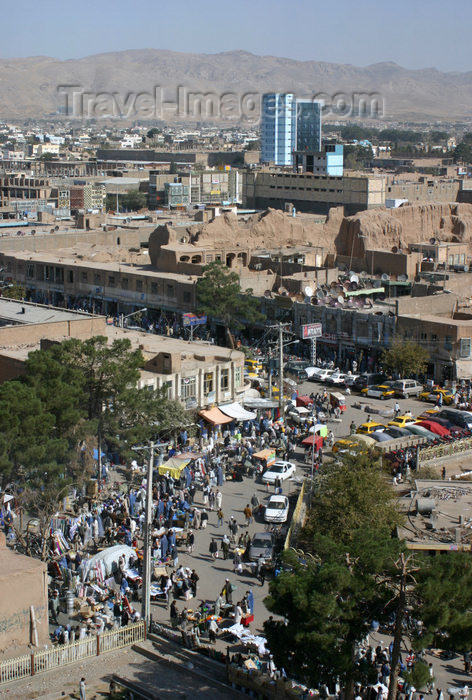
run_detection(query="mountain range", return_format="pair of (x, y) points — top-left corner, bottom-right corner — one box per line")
(0, 49), (470, 122)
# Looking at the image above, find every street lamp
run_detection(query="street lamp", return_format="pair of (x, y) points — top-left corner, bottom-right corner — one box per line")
(119, 307), (147, 329)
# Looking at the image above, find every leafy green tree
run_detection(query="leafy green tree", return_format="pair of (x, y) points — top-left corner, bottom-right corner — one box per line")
(301, 452), (402, 545)
(381, 339), (429, 379)
(0, 381), (68, 491)
(344, 144), (373, 170)
(121, 189), (147, 211)
(1, 282), (25, 300)
(265, 528), (402, 698)
(453, 141), (472, 164)
(196, 260), (264, 347)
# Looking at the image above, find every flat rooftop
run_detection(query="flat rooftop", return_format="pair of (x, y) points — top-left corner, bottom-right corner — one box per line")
(0, 298), (94, 325)
(397, 479), (472, 551)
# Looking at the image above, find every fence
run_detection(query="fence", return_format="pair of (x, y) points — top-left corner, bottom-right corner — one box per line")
(419, 436), (472, 465)
(284, 480), (308, 550)
(0, 620), (145, 686)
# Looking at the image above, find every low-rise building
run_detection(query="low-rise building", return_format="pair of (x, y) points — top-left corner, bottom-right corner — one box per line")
(0, 299), (245, 411)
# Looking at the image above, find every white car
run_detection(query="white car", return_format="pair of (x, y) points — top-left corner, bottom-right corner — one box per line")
(305, 366), (323, 379)
(264, 495), (289, 523)
(326, 372), (347, 386)
(287, 406), (313, 425)
(262, 460), (296, 484)
(315, 369), (333, 382)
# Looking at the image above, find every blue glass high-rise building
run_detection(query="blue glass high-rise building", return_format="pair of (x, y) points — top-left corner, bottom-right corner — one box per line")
(296, 100), (322, 152)
(261, 93), (296, 166)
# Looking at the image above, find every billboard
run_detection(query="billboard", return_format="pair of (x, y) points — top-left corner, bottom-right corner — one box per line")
(301, 323), (322, 339)
(182, 313), (207, 327)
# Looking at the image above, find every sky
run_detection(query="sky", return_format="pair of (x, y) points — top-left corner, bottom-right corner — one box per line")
(1, 0), (471, 72)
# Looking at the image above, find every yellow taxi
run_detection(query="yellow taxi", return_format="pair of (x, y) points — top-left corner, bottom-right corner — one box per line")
(418, 387), (455, 405)
(245, 358), (263, 374)
(387, 415), (418, 429)
(361, 384), (395, 400)
(356, 421), (386, 435)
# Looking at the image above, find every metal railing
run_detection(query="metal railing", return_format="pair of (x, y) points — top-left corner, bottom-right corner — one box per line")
(419, 436), (472, 464)
(0, 620), (145, 686)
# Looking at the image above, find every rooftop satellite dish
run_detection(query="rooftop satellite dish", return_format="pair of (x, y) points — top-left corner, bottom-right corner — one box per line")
(381, 273), (390, 281)
(278, 287), (288, 295)
(430, 237), (437, 245)
(337, 295), (344, 304)
(373, 279), (382, 288)
(392, 246), (398, 253)
(316, 289), (325, 300)
(304, 286), (313, 298)
(350, 274), (359, 284)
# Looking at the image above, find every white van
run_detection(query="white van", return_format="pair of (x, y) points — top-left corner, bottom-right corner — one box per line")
(392, 379), (423, 398)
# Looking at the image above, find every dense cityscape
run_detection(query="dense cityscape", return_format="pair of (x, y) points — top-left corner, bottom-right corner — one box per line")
(2, 2), (472, 699)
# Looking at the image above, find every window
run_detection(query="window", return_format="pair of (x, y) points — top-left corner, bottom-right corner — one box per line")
(94, 273), (101, 284)
(136, 280), (143, 292)
(151, 282), (158, 294)
(420, 332), (427, 340)
(108, 276), (115, 287)
(181, 376), (196, 399)
(26, 264), (34, 279)
(235, 366), (242, 388)
(183, 291), (191, 303)
(431, 333), (438, 341)
(460, 338), (471, 358)
(81, 271), (88, 282)
(67, 270), (74, 283)
(163, 380), (173, 399)
(220, 368), (229, 390)
(166, 284), (175, 297)
(204, 372), (214, 395)
(121, 278), (128, 290)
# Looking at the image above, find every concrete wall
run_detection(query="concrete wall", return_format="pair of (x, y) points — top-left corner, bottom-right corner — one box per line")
(0, 317), (108, 348)
(0, 227), (153, 254)
(0, 547), (48, 658)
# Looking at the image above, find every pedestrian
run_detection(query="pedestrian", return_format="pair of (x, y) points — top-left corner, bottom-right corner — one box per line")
(257, 554), (265, 586)
(221, 533), (230, 560)
(274, 476), (282, 494)
(243, 504), (253, 525)
(216, 490), (222, 509)
(427, 663), (435, 693)
(190, 569), (199, 597)
(208, 617), (218, 643)
(209, 538), (218, 559)
(464, 650), (471, 674)
(436, 690), (444, 700)
(233, 548), (243, 574)
(79, 677), (86, 700)
(186, 530), (194, 554)
(217, 508), (224, 527)
(171, 544), (178, 567)
(394, 401), (400, 417)
(442, 466), (447, 481)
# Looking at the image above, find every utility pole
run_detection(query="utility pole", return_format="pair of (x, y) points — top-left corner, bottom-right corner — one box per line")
(141, 442), (155, 628)
(278, 322), (284, 416)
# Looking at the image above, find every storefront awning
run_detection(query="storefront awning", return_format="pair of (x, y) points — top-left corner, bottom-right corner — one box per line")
(198, 407), (234, 425)
(219, 402), (256, 421)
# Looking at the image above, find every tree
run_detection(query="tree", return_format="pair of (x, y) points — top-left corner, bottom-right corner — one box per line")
(344, 144), (373, 170)
(1, 282), (25, 300)
(381, 339), (429, 378)
(453, 141), (472, 164)
(120, 189), (147, 211)
(264, 455), (404, 698)
(265, 528), (402, 697)
(196, 260), (264, 347)
(300, 451), (402, 546)
(0, 381), (68, 492)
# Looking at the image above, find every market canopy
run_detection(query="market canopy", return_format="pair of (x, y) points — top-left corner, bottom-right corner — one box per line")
(81, 544), (136, 581)
(219, 402), (256, 421)
(198, 407), (234, 425)
(158, 456), (191, 478)
(301, 434), (323, 450)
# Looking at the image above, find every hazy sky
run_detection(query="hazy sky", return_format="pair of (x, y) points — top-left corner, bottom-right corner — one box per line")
(2, 0), (471, 72)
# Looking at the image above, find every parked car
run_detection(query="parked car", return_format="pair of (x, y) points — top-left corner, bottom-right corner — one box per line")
(344, 374), (359, 387)
(383, 426), (411, 439)
(353, 373), (387, 392)
(356, 421), (386, 435)
(387, 415), (418, 428)
(391, 379), (423, 398)
(314, 369), (336, 383)
(248, 532), (275, 562)
(264, 495), (289, 523)
(287, 406), (313, 425)
(285, 368), (309, 382)
(361, 384), (395, 400)
(326, 372), (347, 386)
(419, 387), (455, 405)
(438, 408), (472, 429)
(262, 460), (296, 484)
